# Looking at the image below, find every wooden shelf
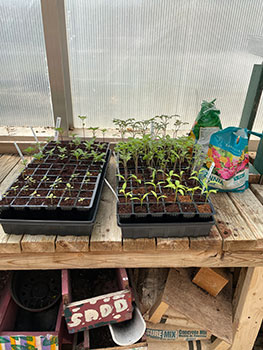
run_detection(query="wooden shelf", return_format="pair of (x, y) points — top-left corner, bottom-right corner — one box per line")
(0, 155), (263, 269)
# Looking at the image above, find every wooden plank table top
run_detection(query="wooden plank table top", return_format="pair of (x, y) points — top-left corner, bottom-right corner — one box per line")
(1, 155), (263, 269)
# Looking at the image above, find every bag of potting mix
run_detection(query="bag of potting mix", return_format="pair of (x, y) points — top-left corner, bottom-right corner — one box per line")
(190, 99), (222, 155)
(199, 127), (263, 192)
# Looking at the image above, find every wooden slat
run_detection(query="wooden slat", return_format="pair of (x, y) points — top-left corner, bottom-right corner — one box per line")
(250, 184), (263, 204)
(189, 225), (222, 252)
(0, 155), (25, 253)
(21, 235), (56, 253)
(0, 157), (26, 193)
(0, 155), (20, 183)
(90, 156), (122, 251)
(0, 226), (21, 253)
(56, 235), (90, 252)
(160, 269), (232, 344)
(229, 190), (263, 248)
(231, 267), (263, 350)
(211, 193), (257, 251)
(0, 250), (224, 269)
(156, 237), (189, 251)
(123, 238), (156, 251)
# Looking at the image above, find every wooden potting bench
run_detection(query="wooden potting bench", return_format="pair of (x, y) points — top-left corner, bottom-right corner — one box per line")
(1, 154), (263, 350)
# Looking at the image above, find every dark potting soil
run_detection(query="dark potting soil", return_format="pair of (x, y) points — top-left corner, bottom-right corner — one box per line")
(149, 204), (163, 213)
(89, 326), (116, 348)
(70, 269), (120, 302)
(165, 203), (180, 212)
(181, 203), (196, 213)
(178, 195), (192, 203)
(132, 187), (146, 195)
(118, 204), (132, 214)
(134, 205), (147, 213)
(197, 203), (212, 213)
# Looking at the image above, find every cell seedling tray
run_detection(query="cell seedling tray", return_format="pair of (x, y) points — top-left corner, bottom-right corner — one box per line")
(0, 141), (111, 236)
(116, 165), (216, 239)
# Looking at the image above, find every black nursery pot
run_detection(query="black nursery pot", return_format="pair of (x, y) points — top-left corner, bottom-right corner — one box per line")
(11, 270), (61, 312)
(0, 141), (111, 236)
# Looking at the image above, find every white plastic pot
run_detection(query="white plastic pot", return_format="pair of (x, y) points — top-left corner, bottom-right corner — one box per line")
(108, 305), (146, 346)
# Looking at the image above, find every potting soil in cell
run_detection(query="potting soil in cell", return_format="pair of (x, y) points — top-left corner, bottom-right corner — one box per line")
(70, 269), (120, 302)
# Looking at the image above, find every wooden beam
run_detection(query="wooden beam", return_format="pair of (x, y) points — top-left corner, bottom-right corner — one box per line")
(231, 267), (263, 350)
(211, 339), (231, 350)
(192, 268), (229, 297)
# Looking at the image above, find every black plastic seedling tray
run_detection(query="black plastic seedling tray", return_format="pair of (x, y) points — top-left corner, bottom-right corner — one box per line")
(0, 148), (111, 236)
(118, 216), (215, 238)
(116, 164), (216, 238)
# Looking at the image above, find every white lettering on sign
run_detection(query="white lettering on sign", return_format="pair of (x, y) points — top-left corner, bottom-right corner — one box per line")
(68, 313), (83, 327)
(115, 299), (128, 313)
(84, 309), (99, 322)
(67, 297), (129, 328)
(100, 304), (113, 317)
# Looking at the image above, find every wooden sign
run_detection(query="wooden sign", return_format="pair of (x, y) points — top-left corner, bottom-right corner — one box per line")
(64, 290), (133, 333)
(62, 269), (133, 333)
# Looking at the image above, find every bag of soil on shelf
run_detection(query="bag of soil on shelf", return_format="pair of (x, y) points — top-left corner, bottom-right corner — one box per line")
(190, 99), (222, 156)
(200, 127), (263, 192)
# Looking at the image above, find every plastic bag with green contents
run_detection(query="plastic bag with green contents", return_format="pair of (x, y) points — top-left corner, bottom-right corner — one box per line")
(190, 99), (222, 154)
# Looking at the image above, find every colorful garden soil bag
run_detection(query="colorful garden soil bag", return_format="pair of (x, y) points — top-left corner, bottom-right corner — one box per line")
(190, 99), (222, 154)
(200, 127), (262, 192)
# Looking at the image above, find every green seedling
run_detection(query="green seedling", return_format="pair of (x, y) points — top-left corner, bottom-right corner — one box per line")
(58, 146), (67, 153)
(145, 180), (164, 192)
(78, 197), (85, 203)
(50, 177), (62, 190)
(71, 148), (84, 161)
(88, 127), (99, 139)
(24, 146), (36, 155)
(29, 190), (40, 197)
(201, 179), (218, 202)
(65, 183), (73, 195)
(58, 153), (67, 161)
(165, 179), (185, 202)
(101, 128), (107, 142)
(46, 148), (55, 157)
(129, 174), (142, 186)
(72, 135), (81, 147)
(33, 152), (44, 161)
(70, 173), (80, 181)
(46, 193), (56, 205)
(150, 191), (167, 204)
(119, 181), (132, 203)
(130, 192), (149, 207)
(10, 185), (19, 194)
(78, 115), (87, 139)
(84, 138), (95, 151)
(54, 127), (64, 142)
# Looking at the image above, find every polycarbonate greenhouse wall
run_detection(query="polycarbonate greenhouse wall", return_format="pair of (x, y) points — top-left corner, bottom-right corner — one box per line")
(1, 0), (263, 131)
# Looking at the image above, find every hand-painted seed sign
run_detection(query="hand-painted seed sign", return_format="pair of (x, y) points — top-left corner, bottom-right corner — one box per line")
(64, 290), (133, 333)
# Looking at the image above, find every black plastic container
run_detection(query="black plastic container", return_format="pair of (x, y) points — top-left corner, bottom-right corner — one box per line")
(116, 165), (216, 238)
(118, 217), (215, 238)
(0, 144), (111, 236)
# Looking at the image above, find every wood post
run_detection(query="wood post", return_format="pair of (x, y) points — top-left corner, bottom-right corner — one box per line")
(231, 267), (263, 350)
